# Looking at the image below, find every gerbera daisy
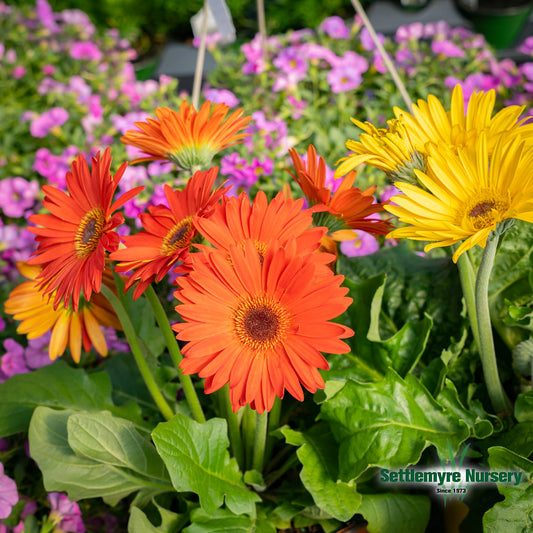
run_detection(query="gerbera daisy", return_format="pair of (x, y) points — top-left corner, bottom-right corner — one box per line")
(174, 241), (353, 413)
(193, 189), (329, 265)
(120, 100), (251, 171)
(334, 117), (423, 183)
(289, 145), (392, 241)
(385, 131), (533, 262)
(111, 167), (228, 299)
(4, 262), (121, 362)
(27, 148), (143, 311)
(393, 84), (533, 155)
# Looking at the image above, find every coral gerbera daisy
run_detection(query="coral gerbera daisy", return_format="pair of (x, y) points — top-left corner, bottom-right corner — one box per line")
(27, 148), (143, 311)
(385, 131), (533, 262)
(111, 167), (229, 299)
(174, 241), (353, 413)
(193, 189), (329, 264)
(289, 145), (392, 240)
(4, 262), (121, 362)
(120, 100), (251, 171)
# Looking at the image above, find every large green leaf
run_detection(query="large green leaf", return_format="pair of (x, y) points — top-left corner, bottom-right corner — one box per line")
(483, 447), (533, 533)
(183, 507), (279, 533)
(320, 371), (470, 480)
(129, 497), (188, 533)
(358, 493), (430, 533)
(282, 425), (361, 521)
(328, 274), (432, 383)
(67, 411), (170, 485)
(152, 414), (260, 516)
(29, 407), (159, 505)
(0, 361), (148, 437)
(514, 390), (533, 423)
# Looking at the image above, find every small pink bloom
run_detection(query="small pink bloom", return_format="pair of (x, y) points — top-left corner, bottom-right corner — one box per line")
(70, 41), (102, 61)
(12, 66), (26, 79)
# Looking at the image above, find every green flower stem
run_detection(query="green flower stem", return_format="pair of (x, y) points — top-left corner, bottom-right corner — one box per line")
(100, 284), (174, 421)
(219, 386), (245, 470)
(475, 233), (511, 414)
(242, 406), (256, 471)
(456, 250), (481, 351)
(264, 397), (281, 466)
(252, 411), (269, 473)
(144, 284), (206, 424)
(265, 453), (299, 488)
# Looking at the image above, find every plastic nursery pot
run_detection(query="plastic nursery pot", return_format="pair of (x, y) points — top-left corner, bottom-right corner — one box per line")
(454, 0), (533, 50)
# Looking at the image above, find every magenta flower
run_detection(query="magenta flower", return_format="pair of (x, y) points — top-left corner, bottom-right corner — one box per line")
(319, 16), (350, 39)
(0, 224), (37, 282)
(340, 230), (380, 257)
(24, 333), (54, 371)
(300, 42), (338, 65)
(272, 46), (308, 91)
(29, 107), (69, 138)
(360, 27), (385, 51)
(48, 493), (85, 533)
(69, 41), (102, 62)
(60, 9), (95, 35)
(41, 64), (55, 75)
(395, 22), (425, 42)
(518, 36), (533, 55)
(0, 463), (18, 520)
(12, 66), (26, 79)
(36, 0), (59, 32)
(432, 39), (466, 58)
(328, 65), (363, 93)
(1, 340), (29, 383)
(242, 34), (281, 75)
(424, 21), (450, 38)
(0, 177), (39, 218)
(203, 88), (240, 107)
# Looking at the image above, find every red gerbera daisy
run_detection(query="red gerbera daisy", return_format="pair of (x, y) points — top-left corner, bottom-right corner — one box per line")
(288, 145), (392, 240)
(194, 190), (329, 265)
(174, 241), (353, 413)
(111, 167), (228, 299)
(27, 148), (143, 311)
(120, 101), (251, 171)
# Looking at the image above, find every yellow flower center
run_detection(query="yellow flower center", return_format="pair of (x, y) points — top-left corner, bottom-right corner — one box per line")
(161, 217), (194, 254)
(76, 208), (105, 257)
(233, 295), (289, 352)
(463, 192), (510, 231)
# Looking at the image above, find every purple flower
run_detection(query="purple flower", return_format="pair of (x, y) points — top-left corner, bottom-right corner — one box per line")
(432, 39), (466, 58)
(340, 230), (380, 257)
(360, 27), (385, 51)
(1, 340), (29, 382)
(24, 333), (53, 371)
(192, 32), (223, 49)
(60, 9), (95, 36)
(203, 88), (240, 107)
(380, 185), (402, 205)
(33, 146), (77, 188)
(286, 28), (314, 43)
(300, 43), (338, 65)
(272, 46), (308, 91)
(0, 225), (37, 282)
(518, 36), (533, 55)
(423, 21), (450, 39)
(287, 95), (307, 119)
(5, 49), (16, 64)
(13, 66), (26, 79)
(0, 463), (18, 519)
(0, 177), (39, 218)
(395, 22), (424, 42)
(319, 16), (350, 40)
(37, 0), (59, 32)
(30, 107), (69, 138)
(48, 493), (85, 533)
(328, 65), (363, 93)
(242, 34), (281, 75)
(70, 42), (102, 62)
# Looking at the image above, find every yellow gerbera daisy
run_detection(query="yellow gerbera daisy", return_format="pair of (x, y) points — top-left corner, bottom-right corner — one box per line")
(4, 262), (121, 362)
(385, 131), (533, 262)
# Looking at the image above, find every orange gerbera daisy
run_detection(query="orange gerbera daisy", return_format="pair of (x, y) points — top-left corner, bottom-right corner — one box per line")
(174, 241), (353, 413)
(193, 189), (328, 264)
(111, 167), (229, 299)
(289, 145), (392, 241)
(27, 148), (143, 311)
(120, 100), (251, 171)
(4, 262), (121, 362)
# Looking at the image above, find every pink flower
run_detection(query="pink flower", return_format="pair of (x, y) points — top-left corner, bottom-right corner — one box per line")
(1, 340), (29, 382)
(431, 39), (466, 58)
(518, 36), (533, 55)
(319, 16), (350, 39)
(0, 177), (39, 218)
(340, 230), (380, 257)
(12, 66), (26, 79)
(29, 107), (69, 138)
(41, 64), (55, 75)
(360, 27), (385, 51)
(48, 493), (84, 533)
(0, 463), (18, 519)
(36, 0), (59, 32)
(395, 22), (425, 42)
(203, 88), (240, 107)
(69, 41), (102, 61)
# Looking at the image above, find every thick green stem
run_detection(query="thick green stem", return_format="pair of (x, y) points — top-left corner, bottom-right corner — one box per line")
(252, 411), (268, 473)
(264, 397), (281, 466)
(100, 284), (174, 420)
(219, 386), (244, 470)
(145, 284), (206, 423)
(242, 406), (256, 471)
(456, 250), (481, 351)
(475, 234), (511, 414)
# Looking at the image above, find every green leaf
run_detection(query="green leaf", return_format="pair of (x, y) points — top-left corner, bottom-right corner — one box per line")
(67, 411), (170, 485)
(28, 407), (150, 505)
(183, 508), (256, 533)
(515, 390), (533, 423)
(436, 381), (494, 439)
(320, 371), (470, 480)
(358, 493), (430, 533)
(152, 414), (260, 516)
(0, 361), (149, 437)
(129, 497), (188, 533)
(282, 424), (361, 521)
(329, 275), (432, 383)
(483, 447), (533, 533)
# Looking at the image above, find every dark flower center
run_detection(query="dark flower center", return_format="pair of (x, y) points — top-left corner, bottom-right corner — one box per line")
(244, 306), (279, 342)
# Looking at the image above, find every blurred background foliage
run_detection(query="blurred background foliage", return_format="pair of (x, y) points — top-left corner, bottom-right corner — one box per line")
(10, 0), (371, 56)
